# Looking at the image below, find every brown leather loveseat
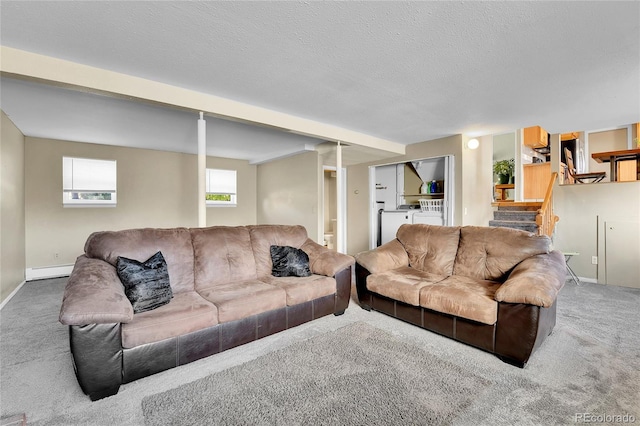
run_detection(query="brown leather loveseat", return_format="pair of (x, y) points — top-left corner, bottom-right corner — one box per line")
(355, 224), (566, 367)
(59, 225), (354, 400)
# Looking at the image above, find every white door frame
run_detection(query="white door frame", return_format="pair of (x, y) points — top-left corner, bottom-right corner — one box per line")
(322, 166), (347, 252)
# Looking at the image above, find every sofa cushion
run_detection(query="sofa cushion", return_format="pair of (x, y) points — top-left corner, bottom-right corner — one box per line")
(453, 226), (551, 281)
(59, 255), (135, 325)
(84, 228), (195, 294)
(419, 275), (501, 325)
(270, 245), (312, 277)
(300, 239), (355, 277)
(248, 225), (309, 277)
(116, 251), (173, 314)
(396, 224), (461, 276)
(190, 226), (258, 290)
(198, 280), (287, 323)
(261, 274), (336, 306)
(121, 291), (218, 348)
(366, 266), (446, 306)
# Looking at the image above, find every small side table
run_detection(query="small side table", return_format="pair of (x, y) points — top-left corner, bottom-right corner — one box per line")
(495, 184), (514, 202)
(563, 252), (581, 285)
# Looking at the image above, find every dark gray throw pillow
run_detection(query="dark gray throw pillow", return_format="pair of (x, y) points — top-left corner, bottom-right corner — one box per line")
(270, 245), (312, 277)
(116, 251), (173, 314)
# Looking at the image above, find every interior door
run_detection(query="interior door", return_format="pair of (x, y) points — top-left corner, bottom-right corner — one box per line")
(604, 220), (640, 288)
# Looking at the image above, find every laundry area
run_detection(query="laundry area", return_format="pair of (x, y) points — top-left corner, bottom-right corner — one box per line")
(372, 155), (454, 247)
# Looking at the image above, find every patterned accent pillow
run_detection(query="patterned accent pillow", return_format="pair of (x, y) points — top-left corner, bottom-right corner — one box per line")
(270, 245), (312, 277)
(116, 251), (173, 313)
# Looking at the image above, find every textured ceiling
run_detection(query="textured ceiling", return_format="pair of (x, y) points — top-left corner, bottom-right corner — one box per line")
(1, 1), (639, 161)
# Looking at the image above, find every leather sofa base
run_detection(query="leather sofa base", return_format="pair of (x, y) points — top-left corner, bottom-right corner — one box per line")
(70, 266), (352, 401)
(356, 263), (556, 367)
(121, 292), (339, 383)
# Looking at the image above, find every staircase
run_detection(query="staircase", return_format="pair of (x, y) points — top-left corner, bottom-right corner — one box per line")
(489, 172), (560, 238)
(489, 203), (542, 234)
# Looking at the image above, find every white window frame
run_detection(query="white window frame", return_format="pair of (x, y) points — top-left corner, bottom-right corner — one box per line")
(206, 168), (237, 207)
(62, 157), (117, 207)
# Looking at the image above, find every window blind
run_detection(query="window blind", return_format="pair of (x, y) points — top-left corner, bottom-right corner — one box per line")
(63, 157), (117, 192)
(206, 169), (236, 195)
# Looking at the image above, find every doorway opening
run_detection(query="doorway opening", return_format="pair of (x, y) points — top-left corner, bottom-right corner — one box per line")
(322, 166), (347, 252)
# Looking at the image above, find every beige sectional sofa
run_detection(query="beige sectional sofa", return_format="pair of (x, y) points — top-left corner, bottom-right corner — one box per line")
(59, 225), (354, 400)
(355, 224), (566, 367)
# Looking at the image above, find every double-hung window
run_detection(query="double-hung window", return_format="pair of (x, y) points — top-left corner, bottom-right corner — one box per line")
(206, 168), (237, 207)
(63, 157), (117, 207)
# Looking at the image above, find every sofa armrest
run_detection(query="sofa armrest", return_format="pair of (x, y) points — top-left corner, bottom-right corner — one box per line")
(495, 250), (566, 308)
(59, 255), (134, 325)
(301, 239), (355, 277)
(354, 239), (409, 274)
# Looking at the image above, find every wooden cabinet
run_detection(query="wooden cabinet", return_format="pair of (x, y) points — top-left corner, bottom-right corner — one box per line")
(561, 132), (580, 141)
(617, 160), (638, 182)
(523, 162), (551, 199)
(523, 126), (548, 148)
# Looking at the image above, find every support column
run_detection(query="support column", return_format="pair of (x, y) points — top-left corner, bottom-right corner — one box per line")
(336, 142), (344, 253)
(198, 112), (207, 227)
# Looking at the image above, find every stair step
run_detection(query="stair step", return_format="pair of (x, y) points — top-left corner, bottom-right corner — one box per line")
(496, 205), (541, 212)
(489, 220), (539, 233)
(493, 211), (538, 221)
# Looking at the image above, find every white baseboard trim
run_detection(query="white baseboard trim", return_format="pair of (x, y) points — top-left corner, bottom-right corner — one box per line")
(25, 264), (74, 281)
(578, 276), (598, 284)
(0, 280), (26, 310)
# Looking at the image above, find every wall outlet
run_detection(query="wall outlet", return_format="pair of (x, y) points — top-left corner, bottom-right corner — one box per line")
(591, 256), (598, 265)
(54, 252), (60, 260)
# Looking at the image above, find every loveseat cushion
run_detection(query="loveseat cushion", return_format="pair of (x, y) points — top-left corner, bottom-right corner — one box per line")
(396, 224), (461, 276)
(121, 291), (218, 348)
(198, 280), (287, 323)
(366, 266), (446, 306)
(248, 225), (309, 277)
(452, 226), (551, 282)
(419, 275), (501, 325)
(261, 274), (336, 306)
(84, 228), (196, 294)
(355, 239), (409, 275)
(495, 251), (566, 307)
(190, 226), (258, 290)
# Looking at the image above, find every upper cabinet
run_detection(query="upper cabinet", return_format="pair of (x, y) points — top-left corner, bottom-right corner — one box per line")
(523, 126), (549, 149)
(561, 132), (580, 141)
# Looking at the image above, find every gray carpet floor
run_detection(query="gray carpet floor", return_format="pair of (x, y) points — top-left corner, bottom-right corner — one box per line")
(1, 277), (639, 425)
(142, 322), (492, 426)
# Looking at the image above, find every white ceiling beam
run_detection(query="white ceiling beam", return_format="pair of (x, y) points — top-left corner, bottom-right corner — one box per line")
(0, 46), (405, 156)
(249, 144), (316, 165)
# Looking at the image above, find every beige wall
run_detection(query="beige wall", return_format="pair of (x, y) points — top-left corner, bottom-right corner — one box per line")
(461, 134), (494, 226)
(588, 128), (628, 181)
(206, 157), (257, 227)
(553, 181), (640, 283)
(1, 111), (26, 303)
(25, 137), (257, 268)
(347, 134), (472, 255)
(257, 151), (321, 242)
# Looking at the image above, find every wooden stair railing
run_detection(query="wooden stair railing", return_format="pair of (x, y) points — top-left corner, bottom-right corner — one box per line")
(535, 172), (560, 237)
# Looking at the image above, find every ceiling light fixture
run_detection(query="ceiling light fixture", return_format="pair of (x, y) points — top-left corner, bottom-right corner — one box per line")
(466, 138), (479, 150)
